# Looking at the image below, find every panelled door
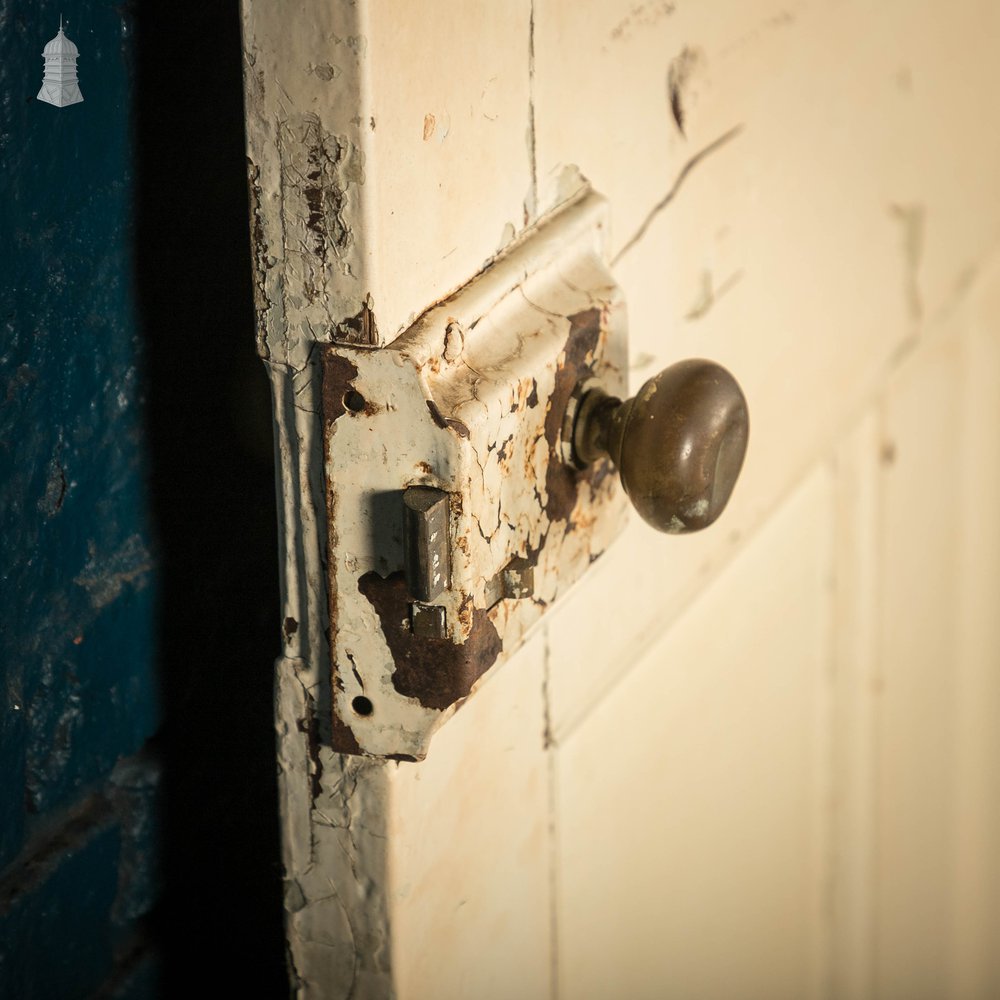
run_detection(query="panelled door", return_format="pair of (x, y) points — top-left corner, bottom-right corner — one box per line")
(241, 2), (1000, 996)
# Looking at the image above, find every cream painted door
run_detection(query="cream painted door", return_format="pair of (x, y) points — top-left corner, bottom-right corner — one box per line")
(240, 2), (1000, 997)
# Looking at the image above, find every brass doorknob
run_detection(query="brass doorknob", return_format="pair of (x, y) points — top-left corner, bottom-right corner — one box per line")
(567, 359), (749, 533)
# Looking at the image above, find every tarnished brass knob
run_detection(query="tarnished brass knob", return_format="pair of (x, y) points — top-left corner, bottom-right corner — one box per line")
(567, 359), (749, 533)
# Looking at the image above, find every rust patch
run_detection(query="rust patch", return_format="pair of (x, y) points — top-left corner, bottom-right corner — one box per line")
(425, 400), (470, 439)
(543, 308), (603, 523)
(358, 572), (502, 711)
(320, 346), (361, 758)
(321, 349), (359, 425)
(330, 710), (364, 756)
(509, 377), (539, 414)
(335, 297), (379, 346)
(297, 712), (326, 802)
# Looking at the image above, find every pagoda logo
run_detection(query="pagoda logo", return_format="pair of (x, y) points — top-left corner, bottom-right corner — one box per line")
(38, 17), (84, 108)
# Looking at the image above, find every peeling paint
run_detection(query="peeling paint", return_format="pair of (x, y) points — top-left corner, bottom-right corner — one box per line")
(335, 296), (379, 347)
(319, 193), (628, 758)
(240, 2), (390, 991)
(269, 110), (370, 355)
(275, 665), (391, 996)
(245, 157), (273, 360)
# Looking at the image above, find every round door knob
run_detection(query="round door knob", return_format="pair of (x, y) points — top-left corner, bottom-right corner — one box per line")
(568, 359), (749, 533)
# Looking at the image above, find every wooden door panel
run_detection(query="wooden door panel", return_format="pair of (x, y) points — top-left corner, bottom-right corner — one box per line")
(240, 2), (1000, 995)
(540, 0), (1000, 751)
(364, 1), (533, 339)
(873, 262), (1000, 998)
(829, 411), (881, 1000)
(386, 631), (551, 1000)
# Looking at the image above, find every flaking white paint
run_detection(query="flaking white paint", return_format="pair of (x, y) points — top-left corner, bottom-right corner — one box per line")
(242, 2), (1000, 996)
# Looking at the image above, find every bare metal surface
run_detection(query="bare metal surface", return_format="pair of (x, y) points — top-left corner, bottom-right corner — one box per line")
(410, 604), (447, 641)
(402, 487), (451, 604)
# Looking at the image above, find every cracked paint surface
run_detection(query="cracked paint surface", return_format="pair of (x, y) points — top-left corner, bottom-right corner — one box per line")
(240, 0), (1000, 995)
(239, 0), (749, 987)
(321, 193), (628, 759)
(277, 667), (391, 997)
(241, 2), (393, 994)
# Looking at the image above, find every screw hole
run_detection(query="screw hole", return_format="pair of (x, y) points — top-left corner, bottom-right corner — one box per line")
(344, 390), (366, 413)
(352, 695), (373, 717)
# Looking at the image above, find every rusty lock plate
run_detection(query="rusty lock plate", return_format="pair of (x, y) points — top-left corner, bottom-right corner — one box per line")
(321, 192), (627, 759)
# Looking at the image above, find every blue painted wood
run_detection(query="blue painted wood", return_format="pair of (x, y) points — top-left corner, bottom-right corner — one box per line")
(1, 0), (159, 848)
(0, 3), (161, 995)
(0, 824), (122, 999)
(1, 0), (287, 992)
